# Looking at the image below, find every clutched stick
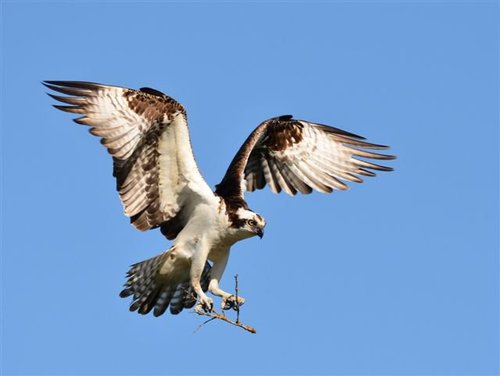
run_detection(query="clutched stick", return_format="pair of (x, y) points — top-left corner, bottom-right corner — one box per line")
(193, 274), (256, 334)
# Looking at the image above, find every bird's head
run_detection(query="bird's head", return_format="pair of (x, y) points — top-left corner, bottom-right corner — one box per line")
(233, 208), (266, 239)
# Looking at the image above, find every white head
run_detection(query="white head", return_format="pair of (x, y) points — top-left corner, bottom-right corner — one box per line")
(231, 208), (266, 239)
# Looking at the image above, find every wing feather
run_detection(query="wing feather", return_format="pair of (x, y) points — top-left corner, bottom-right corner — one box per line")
(279, 163), (311, 194)
(216, 115), (394, 200)
(271, 160), (297, 196)
(260, 156), (280, 193)
(44, 81), (213, 237)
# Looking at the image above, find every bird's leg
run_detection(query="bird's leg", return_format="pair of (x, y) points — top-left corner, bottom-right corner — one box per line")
(211, 279), (245, 310)
(193, 280), (213, 313)
(189, 241), (213, 313)
(208, 253), (245, 310)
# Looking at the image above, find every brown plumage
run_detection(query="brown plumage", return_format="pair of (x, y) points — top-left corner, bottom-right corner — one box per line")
(45, 80), (395, 318)
(216, 115), (395, 200)
(43, 81), (200, 240)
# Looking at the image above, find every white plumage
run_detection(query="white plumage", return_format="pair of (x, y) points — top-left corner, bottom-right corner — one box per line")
(45, 81), (395, 316)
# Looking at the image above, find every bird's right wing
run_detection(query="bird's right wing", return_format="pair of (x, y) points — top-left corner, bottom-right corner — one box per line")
(44, 81), (213, 239)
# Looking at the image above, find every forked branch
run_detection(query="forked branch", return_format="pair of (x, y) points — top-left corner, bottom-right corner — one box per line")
(193, 274), (256, 334)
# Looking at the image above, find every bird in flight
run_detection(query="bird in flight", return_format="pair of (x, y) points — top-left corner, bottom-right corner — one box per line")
(44, 81), (395, 317)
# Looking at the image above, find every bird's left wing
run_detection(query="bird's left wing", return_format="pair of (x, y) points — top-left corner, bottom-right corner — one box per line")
(44, 81), (213, 238)
(215, 115), (395, 200)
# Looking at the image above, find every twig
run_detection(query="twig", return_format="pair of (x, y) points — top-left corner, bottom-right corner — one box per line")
(193, 316), (217, 334)
(194, 308), (256, 334)
(234, 274), (240, 324)
(192, 274), (256, 334)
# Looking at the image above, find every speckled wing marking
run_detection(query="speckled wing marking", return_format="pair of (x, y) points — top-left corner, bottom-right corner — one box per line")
(44, 81), (212, 237)
(216, 115), (395, 200)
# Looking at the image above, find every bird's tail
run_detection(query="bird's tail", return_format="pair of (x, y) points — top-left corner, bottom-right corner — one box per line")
(119, 248), (211, 316)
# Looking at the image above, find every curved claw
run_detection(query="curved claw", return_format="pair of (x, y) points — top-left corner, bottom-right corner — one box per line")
(221, 295), (245, 311)
(195, 296), (214, 313)
(222, 299), (235, 311)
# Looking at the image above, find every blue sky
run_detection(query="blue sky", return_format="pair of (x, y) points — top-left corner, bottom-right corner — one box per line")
(1, 1), (498, 375)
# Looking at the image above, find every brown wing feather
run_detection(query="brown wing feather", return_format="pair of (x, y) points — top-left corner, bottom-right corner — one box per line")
(44, 81), (212, 237)
(216, 115), (395, 202)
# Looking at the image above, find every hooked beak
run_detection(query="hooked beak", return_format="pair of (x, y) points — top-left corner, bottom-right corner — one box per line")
(255, 228), (264, 239)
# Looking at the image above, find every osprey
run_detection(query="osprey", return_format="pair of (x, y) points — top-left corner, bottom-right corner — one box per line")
(44, 81), (395, 316)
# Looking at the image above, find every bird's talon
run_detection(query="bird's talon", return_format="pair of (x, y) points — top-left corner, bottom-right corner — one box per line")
(222, 300), (234, 310)
(195, 297), (214, 313)
(221, 295), (245, 310)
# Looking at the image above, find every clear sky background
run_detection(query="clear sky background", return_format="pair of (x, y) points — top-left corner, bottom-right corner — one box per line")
(1, 1), (498, 375)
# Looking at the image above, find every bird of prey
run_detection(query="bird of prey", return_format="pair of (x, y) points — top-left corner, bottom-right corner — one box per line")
(44, 81), (395, 317)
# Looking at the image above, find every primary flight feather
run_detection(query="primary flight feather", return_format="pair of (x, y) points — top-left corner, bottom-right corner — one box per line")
(44, 81), (395, 316)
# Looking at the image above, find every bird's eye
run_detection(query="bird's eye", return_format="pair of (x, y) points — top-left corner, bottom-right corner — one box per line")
(248, 219), (257, 226)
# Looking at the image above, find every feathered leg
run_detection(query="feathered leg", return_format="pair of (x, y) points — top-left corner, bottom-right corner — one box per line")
(208, 250), (245, 310)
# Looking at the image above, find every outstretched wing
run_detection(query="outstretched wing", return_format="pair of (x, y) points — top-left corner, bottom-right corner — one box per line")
(215, 115), (395, 201)
(44, 81), (213, 239)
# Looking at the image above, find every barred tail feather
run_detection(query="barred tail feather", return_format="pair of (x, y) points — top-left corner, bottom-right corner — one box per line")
(119, 249), (211, 316)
